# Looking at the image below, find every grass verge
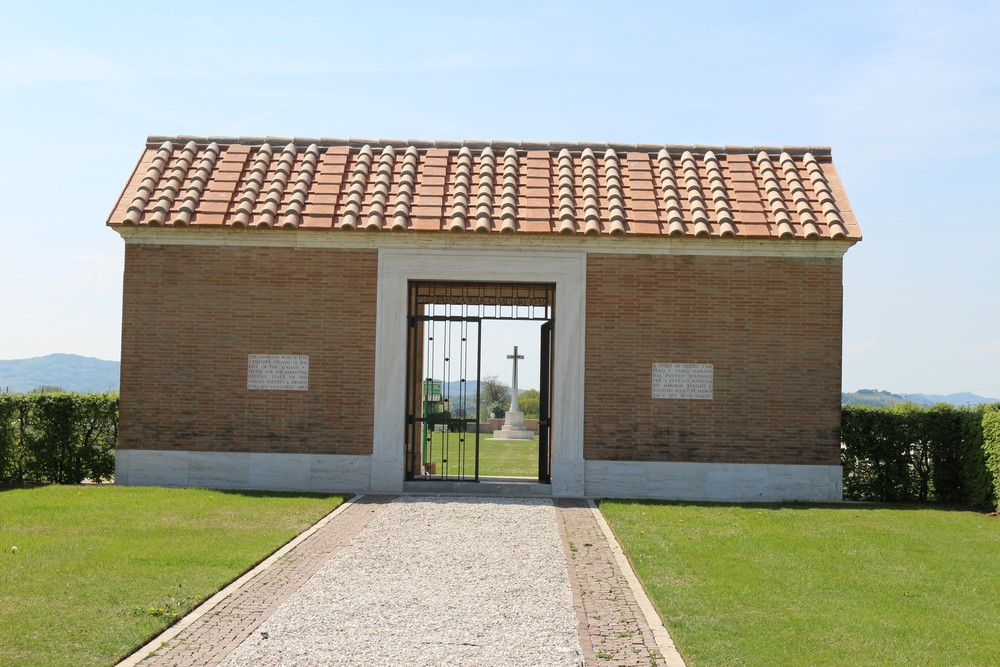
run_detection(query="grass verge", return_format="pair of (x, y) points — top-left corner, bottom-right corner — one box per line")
(0, 485), (345, 667)
(599, 501), (1000, 667)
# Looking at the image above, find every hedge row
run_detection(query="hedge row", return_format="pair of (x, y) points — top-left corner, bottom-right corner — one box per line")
(4, 390), (998, 507)
(842, 403), (1000, 509)
(0, 393), (118, 484)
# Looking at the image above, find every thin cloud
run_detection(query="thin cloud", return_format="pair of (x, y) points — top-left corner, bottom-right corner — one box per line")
(219, 95), (317, 135)
(848, 339), (880, 355)
(44, 253), (122, 293)
(0, 39), (131, 92)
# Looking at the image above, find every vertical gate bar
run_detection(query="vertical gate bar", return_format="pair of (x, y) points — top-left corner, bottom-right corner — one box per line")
(461, 315), (468, 480)
(539, 319), (553, 483)
(407, 283), (419, 480)
(405, 287), (413, 479)
(422, 313), (430, 473)
(474, 316), (481, 481)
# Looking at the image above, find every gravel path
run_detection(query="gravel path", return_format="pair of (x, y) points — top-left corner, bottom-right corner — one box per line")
(217, 496), (583, 666)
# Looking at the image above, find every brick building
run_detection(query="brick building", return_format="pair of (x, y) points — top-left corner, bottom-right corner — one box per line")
(107, 137), (861, 501)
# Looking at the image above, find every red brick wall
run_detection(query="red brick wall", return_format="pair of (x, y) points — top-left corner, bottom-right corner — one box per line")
(120, 244), (377, 455)
(584, 253), (843, 466)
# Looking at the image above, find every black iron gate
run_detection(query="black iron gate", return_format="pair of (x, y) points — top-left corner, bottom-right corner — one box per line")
(538, 319), (554, 483)
(405, 281), (555, 483)
(406, 313), (482, 481)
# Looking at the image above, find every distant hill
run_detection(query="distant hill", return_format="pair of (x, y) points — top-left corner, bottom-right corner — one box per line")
(841, 389), (909, 407)
(842, 389), (1000, 407)
(900, 392), (1000, 407)
(0, 354), (120, 393)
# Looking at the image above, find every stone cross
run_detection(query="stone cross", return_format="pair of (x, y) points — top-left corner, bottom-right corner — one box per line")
(507, 346), (524, 413)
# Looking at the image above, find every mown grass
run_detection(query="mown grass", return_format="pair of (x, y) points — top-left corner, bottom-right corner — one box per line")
(0, 485), (345, 667)
(599, 501), (1000, 666)
(424, 432), (540, 478)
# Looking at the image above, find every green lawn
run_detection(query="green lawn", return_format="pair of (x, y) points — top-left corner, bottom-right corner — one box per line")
(0, 485), (345, 667)
(423, 432), (540, 478)
(599, 501), (1000, 666)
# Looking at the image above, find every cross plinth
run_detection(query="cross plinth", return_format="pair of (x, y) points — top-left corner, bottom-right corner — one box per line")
(493, 345), (535, 440)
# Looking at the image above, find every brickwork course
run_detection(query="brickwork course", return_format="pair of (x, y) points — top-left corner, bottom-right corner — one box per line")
(120, 245), (378, 457)
(122, 496), (681, 667)
(584, 253), (844, 466)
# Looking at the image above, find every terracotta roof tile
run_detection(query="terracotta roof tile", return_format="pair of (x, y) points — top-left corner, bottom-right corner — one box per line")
(109, 137), (861, 241)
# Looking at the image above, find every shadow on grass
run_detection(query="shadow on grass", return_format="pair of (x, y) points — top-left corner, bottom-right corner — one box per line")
(0, 483), (353, 502)
(595, 498), (993, 514)
(216, 489), (354, 501)
(0, 481), (51, 493)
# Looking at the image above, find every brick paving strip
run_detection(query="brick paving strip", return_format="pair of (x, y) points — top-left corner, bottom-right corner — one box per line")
(120, 495), (394, 667)
(120, 494), (685, 667)
(556, 499), (686, 667)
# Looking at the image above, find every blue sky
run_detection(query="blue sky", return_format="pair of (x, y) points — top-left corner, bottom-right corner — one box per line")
(1, 1), (998, 395)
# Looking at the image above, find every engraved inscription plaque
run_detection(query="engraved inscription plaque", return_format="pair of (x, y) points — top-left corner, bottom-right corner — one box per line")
(652, 363), (713, 400)
(247, 354), (309, 391)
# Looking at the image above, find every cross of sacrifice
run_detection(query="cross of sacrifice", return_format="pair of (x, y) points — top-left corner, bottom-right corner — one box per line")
(507, 346), (524, 413)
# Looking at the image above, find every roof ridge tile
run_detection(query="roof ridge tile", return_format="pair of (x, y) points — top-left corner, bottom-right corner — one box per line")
(657, 149), (685, 237)
(474, 147), (496, 233)
(172, 142), (220, 226)
(230, 143), (273, 228)
(756, 151), (795, 238)
(148, 140), (197, 226)
(283, 144), (319, 229)
(449, 146), (473, 232)
(603, 149), (626, 235)
(779, 151), (820, 239)
(556, 148), (577, 235)
(680, 151), (711, 237)
(340, 144), (373, 230)
(803, 152), (848, 238)
(704, 151), (736, 237)
(391, 146), (419, 232)
(255, 142), (296, 229)
(581, 148), (601, 235)
(364, 145), (395, 232)
(124, 140), (173, 225)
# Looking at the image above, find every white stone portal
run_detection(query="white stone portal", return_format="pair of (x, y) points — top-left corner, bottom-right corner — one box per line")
(374, 248), (587, 496)
(493, 345), (535, 440)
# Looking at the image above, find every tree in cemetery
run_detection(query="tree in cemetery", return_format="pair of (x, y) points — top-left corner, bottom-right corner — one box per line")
(517, 389), (540, 419)
(479, 374), (510, 419)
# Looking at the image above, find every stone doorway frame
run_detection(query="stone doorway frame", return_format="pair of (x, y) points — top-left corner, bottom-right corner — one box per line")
(404, 280), (555, 483)
(372, 248), (586, 496)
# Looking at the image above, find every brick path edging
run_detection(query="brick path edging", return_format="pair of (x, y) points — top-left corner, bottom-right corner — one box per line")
(116, 495), (374, 667)
(556, 499), (687, 666)
(587, 500), (686, 666)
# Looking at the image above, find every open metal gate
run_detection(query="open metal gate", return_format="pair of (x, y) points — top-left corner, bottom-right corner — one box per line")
(406, 312), (482, 481)
(405, 281), (555, 483)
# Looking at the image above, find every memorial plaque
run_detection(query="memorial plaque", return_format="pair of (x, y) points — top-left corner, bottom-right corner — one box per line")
(247, 354), (309, 391)
(652, 363), (713, 400)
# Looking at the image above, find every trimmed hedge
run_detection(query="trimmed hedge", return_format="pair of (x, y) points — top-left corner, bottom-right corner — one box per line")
(983, 408), (1000, 509)
(842, 403), (1000, 509)
(0, 393), (118, 484)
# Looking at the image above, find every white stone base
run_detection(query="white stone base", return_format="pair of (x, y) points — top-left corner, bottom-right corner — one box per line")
(115, 449), (372, 493)
(583, 460), (843, 502)
(115, 450), (843, 502)
(492, 410), (535, 440)
(491, 429), (536, 440)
